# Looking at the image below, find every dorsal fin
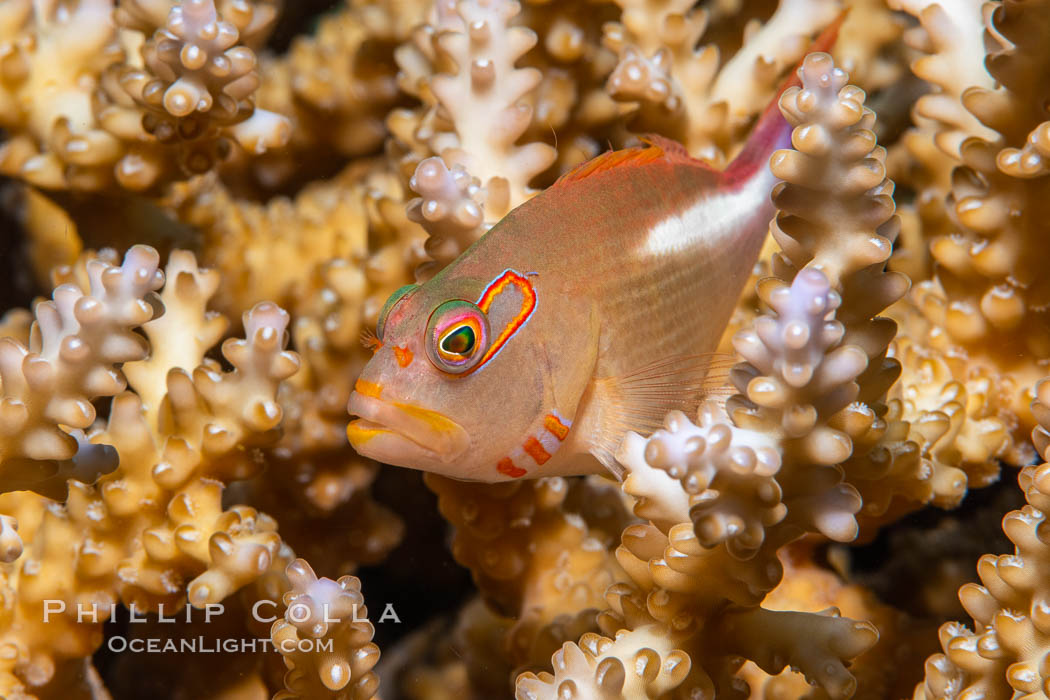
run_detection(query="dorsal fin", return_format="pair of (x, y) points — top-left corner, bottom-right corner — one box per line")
(554, 142), (667, 186)
(638, 134), (706, 164)
(553, 135), (717, 189)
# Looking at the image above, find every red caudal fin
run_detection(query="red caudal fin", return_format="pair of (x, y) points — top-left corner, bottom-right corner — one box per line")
(721, 9), (849, 188)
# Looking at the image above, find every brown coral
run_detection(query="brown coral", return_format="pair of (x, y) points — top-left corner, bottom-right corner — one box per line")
(271, 558), (380, 699)
(899, 0), (1050, 457)
(603, 0), (842, 163)
(914, 376), (1050, 699)
(105, 0), (290, 189)
(0, 245), (162, 490)
(0, 248), (301, 694)
(425, 474), (628, 677)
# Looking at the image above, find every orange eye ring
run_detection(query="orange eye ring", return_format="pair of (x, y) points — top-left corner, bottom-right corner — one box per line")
(425, 300), (489, 374)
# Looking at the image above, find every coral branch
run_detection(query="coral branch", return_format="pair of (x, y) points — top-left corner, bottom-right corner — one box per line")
(603, 0), (841, 162)
(915, 375), (1050, 699)
(517, 627), (691, 699)
(1, 0), (288, 192)
(428, 0), (555, 213)
(0, 249), (300, 694)
(0, 245), (162, 488)
(406, 157), (487, 280)
(426, 474), (628, 674)
(0, 514), (22, 563)
(892, 0), (1050, 487)
(718, 606), (878, 699)
(272, 558), (380, 699)
(389, 0), (559, 275)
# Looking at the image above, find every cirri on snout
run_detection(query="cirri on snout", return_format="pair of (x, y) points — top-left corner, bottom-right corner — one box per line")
(346, 45), (835, 483)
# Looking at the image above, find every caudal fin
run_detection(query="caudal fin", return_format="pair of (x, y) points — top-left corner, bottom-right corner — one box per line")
(722, 10), (848, 187)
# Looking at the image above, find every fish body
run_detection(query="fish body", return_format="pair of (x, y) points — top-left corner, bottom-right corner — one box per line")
(347, 42), (842, 482)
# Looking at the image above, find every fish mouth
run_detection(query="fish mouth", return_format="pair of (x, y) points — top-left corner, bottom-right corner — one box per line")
(346, 386), (469, 466)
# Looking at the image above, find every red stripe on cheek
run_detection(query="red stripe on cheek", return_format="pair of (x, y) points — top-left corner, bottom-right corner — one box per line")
(523, 437), (551, 465)
(543, 414), (569, 441)
(497, 458), (526, 478)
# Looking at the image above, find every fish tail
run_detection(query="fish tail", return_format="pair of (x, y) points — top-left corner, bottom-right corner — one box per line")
(721, 9), (848, 188)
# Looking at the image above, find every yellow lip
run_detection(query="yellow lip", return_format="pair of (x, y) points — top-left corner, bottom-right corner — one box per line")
(345, 420), (389, 445)
(346, 389), (470, 465)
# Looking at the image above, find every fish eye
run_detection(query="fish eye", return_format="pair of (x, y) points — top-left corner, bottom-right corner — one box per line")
(425, 300), (489, 374)
(377, 284), (419, 339)
(441, 325), (476, 355)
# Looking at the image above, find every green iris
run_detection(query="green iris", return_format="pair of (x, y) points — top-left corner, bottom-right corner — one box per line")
(441, 325), (476, 355)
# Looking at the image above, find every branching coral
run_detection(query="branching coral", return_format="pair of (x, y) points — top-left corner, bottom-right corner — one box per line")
(0, 247), (304, 696)
(390, 0), (565, 276)
(890, 0), (995, 154)
(271, 558), (380, 699)
(514, 401), (877, 698)
(892, 0), (1050, 464)
(0, 0), (123, 190)
(0, 245), (162, 489)
(729, 52), (917, 525)
(0, 0), (289, 192)
(602, 0), (841, 163)
(249, 0), (424, 188)
(914, 376), (1050, 699)
(883, 0), (993, 286)
(426, 474), (629, 679)
(425, 0), (555, 212)
(101, 0), (291, 189)
(735, 49), (1004, 526)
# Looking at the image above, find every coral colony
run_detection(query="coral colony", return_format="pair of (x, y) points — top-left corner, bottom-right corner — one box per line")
(0, 0), (1049, 698)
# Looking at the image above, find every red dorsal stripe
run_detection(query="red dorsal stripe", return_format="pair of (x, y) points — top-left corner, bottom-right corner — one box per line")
(639, 134), (701, 164)
(554, 142), (667, 187)
(552, 134), (713, 188)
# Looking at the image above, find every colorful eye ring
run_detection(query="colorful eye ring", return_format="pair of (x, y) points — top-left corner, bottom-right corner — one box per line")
(425, 300), (489, 374)
(377, 284), (419, 339)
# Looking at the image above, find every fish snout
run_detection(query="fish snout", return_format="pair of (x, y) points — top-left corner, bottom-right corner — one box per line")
(347, 380), (469, 465)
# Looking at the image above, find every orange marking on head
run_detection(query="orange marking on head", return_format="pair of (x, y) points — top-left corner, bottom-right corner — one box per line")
(466, 269), (537, 374)
(394, 345), (414, 368)
(523, 436), (551, 465)
(498, 457), (526, 478)
(354, 379), (383, 399)
(543, 414), (570, 441)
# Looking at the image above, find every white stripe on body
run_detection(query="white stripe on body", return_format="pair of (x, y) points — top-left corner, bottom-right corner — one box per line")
(642, 169), (776, 257)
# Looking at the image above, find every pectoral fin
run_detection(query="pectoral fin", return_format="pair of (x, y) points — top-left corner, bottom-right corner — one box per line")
(578, 353), (736, 478)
